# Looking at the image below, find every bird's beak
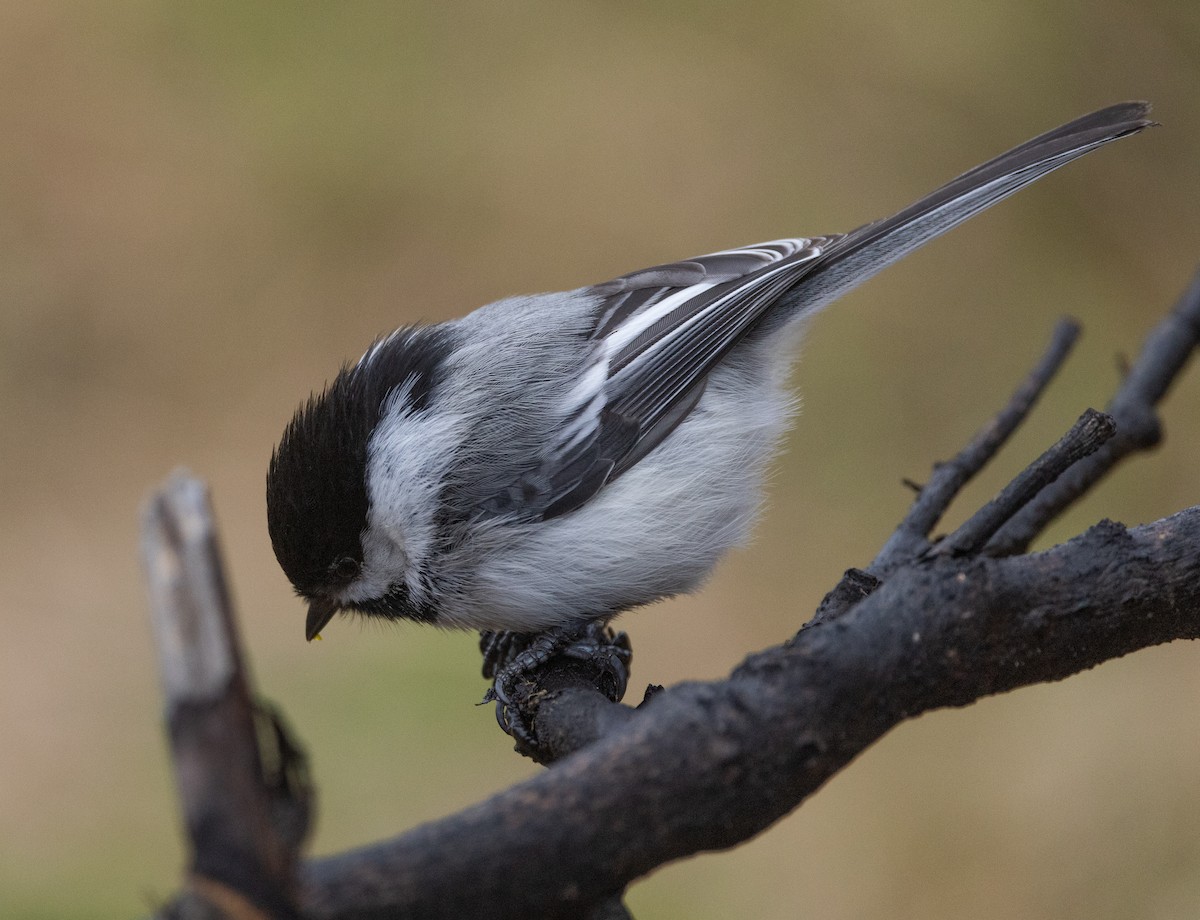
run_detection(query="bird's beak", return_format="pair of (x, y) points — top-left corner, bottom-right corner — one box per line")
(306, 596), (340, 642)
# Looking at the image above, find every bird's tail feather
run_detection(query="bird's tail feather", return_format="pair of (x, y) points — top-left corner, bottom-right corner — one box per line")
(777, 102), (1155, 318)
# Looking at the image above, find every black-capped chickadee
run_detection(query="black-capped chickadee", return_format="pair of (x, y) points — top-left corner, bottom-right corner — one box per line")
(267, 103), (1152, 645)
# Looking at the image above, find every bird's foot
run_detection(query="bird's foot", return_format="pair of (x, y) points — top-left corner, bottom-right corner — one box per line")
(479, 621), (632, 754)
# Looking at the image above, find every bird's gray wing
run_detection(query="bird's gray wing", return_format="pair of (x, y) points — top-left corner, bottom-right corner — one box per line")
(476, 101), (1154, 521)
(474, 238), (834, 520)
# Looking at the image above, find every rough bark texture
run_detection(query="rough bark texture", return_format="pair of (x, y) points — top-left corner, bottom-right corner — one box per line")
(299, 510), (1200, 920)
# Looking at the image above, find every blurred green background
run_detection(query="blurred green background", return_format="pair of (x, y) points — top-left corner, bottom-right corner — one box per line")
(2, 2), (1199, 918)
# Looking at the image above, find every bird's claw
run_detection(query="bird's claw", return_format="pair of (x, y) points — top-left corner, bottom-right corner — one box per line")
(479, 622), (632, 753)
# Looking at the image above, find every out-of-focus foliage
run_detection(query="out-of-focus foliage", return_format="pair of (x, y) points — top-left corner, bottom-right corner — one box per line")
(1, 3), (1198, 917)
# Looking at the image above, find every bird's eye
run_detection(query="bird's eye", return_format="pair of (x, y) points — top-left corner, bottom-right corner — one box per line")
(331, 557), (361, 581)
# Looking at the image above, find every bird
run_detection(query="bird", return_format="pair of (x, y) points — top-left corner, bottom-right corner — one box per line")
(267, 102), (1153, 659)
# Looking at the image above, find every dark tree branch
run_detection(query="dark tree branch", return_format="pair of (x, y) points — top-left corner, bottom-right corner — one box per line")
(809, 270), (1198, 631)
(987, 267), (1200, 554)
(301, 508), (1200, 920)
(804, 317), (1087, 630)
(524, 661), (639, 764)
(143, 474), (312, 920)
(931, 408), (1115, 556)
(875, 317), (1081, 569)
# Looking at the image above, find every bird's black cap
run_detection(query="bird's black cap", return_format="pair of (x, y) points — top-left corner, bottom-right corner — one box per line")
(267, 326), (455, 611)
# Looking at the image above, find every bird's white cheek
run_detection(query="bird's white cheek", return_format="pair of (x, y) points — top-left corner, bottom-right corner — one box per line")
(362, 404), (466, 603)
(347, 527), (407, 601)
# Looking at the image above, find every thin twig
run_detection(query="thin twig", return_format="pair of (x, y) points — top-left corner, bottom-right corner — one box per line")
(987, 269), (1200, 554)
(872, 318), (1081, 572)
(931, 409), (1115, 556)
